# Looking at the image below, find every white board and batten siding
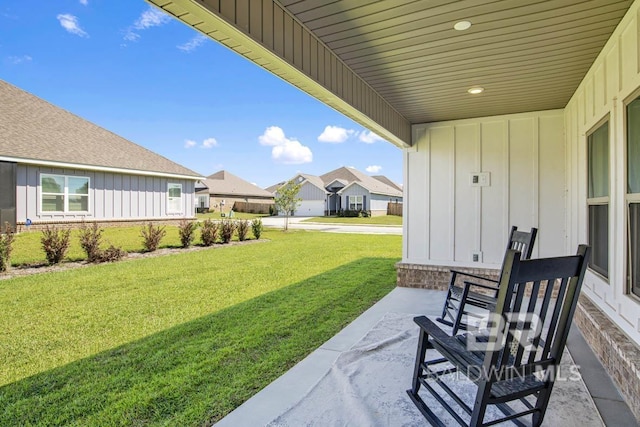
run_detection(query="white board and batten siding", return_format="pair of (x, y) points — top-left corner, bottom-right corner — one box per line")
(404, 110), (565, 269)
(564, 2), (640, 343)
(16, 164), (196, 222)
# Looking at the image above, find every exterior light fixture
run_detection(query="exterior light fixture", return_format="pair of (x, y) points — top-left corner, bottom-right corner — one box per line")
(454, 21), (471, 31)
(468, 87), (484, 94)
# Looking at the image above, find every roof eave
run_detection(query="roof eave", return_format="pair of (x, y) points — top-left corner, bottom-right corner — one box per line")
(0, 156), (204, 181)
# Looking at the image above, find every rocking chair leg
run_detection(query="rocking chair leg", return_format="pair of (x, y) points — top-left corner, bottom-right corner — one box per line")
(410, 328), (429, 393)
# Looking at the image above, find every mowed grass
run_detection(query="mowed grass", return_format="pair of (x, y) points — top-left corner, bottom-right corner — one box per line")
(10, 222), (261, 267)
(303, 215), (403, 226)
(0, 230), (400, 426)
(196, 211), (268, 220)
(10, 225), (186, 266)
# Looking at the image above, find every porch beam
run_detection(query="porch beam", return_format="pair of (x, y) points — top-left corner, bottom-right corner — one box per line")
(146, 0), (411, 148)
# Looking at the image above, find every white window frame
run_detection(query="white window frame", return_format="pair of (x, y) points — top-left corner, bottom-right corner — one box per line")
(348, 195), (363, 211)
(626, 93), (640, 297)
(586, 117), (610, 280)
(39, 173), (90, 214)
(167, 183), (183, 214)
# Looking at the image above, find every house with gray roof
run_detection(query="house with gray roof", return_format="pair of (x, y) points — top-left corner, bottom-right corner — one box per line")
(321, 167), (402, 216)
(196, 170), (274, 213)
(0, 80), (203, 230)
(270, 166), (403, 217)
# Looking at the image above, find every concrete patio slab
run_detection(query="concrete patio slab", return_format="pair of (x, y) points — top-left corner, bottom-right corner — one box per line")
(214, 287), (635, 426)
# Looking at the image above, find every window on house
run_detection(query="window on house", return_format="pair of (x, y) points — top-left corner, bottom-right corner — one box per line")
(587, 120), (609, 278)
(349, 195), (363, 211)
(627, 97), (640, 296)
(41, 174), (89, 213)
(167, 183), (182, 213)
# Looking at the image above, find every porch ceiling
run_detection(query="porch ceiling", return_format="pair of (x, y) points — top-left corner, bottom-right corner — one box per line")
(148, 0), (632, 145)
(281, 0), (632, 123)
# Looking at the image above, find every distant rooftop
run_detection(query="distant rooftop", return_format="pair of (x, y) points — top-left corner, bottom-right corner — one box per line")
(199, 170), (274, 198)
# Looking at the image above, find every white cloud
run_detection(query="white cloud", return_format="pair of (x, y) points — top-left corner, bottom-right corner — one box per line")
(359, 130), (386, 144)
(134, 8), (171, 29)
(184, 139), (197, 148)
(259, 126), (313, 165)
(123, 7), (171, 42)
(317, 125), (354, 143)
(202, 137), (218, 148)
(178, 34), (208, 52)
(365, 165), (382, 173)
(7, 55), (32, 65)
(57, 14), (88, 37)
(79, 0), (88, 5)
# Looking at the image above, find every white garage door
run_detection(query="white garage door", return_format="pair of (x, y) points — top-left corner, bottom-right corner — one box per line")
(295, 200), (325, 216)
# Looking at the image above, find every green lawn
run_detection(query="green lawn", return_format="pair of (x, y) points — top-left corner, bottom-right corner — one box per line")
(0, 230), (400, 426)
(11, 225), (182, 266)
(302, 215), (403, 226)
(196, 211), (269, 220)
(10, 222), (264, 267)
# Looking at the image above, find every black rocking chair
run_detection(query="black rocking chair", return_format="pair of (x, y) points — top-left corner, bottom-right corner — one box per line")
(438, 226), (538, 335)
(407, 245), (590, 427)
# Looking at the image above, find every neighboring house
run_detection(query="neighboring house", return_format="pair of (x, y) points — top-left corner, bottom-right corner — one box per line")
(0, 80), (202, 230)
(196, 170), (274, 213)
(283, 173), (329, 217)
(270, 167), (403, 217)
(320, 167), (402, 216)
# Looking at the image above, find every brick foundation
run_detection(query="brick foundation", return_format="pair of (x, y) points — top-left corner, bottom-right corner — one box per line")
(574, 295), (640, 423)
(395, 262), (561, 298)
(395, 262), (500, 291)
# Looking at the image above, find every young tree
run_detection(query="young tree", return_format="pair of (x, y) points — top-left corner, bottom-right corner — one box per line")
(274, 179), (302, 231)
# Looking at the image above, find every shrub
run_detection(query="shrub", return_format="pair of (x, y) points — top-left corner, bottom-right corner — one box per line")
(41, 226), (71, 265)
(100, 245), (127, 262)
(0, 222), (15, 272)
(269, 205), (277, 216)
(140, 223), (166, 252)
(236, 220), (249, 241)
(78, 222), (104, 262)
(178, 220), (198, 248)
(220, 220), (236, 244)
(251, 218), (263, 240)
(200, 219), (219, 246)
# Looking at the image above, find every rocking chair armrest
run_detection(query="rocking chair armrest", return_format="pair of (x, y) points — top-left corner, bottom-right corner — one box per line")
(494, 358), (555, 381)
(462, 280), (500, 292)
(449, 269), (499, 283)
(413, 316), (452, 342)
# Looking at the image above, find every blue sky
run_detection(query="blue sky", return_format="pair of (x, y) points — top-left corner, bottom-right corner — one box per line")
(0, 0), (403, 188)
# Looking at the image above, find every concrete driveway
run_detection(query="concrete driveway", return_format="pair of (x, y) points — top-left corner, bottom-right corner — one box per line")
(260, 216), (402, 235)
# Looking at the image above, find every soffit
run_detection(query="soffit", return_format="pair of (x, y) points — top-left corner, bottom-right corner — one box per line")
(148, 0), (632, 145)
(278, 0), (632, 123)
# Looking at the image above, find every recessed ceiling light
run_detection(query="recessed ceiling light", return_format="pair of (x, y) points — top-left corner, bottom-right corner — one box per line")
(454, 20), (472, 31)
(468, 87), (484, 94)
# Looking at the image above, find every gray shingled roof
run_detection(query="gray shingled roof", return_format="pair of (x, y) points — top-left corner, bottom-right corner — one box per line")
(372, 175), (403, 192)
(199, 170), (274, 198)
(0, 80), (201, 178)
(320, 167), (402, 197)
(271, 167), (402, 197)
